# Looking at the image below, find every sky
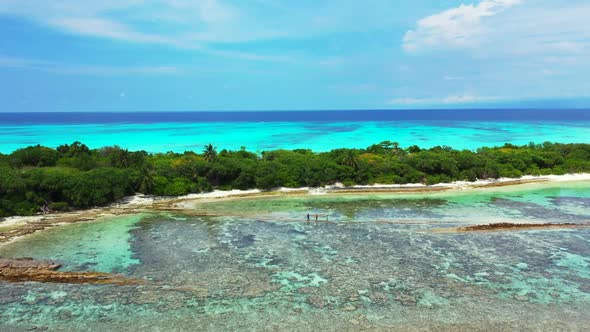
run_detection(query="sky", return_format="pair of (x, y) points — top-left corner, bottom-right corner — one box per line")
(0, 0), (589, 112)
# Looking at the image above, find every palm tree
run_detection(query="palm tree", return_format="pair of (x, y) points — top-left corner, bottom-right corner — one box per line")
(341, 150), (359, 170)
(137, 166), (155, 194)
(114, 150), (130, 168)
(203, 144), (217, 162)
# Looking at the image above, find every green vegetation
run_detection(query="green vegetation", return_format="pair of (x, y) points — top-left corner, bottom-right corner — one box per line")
(1, 141), (589, 217)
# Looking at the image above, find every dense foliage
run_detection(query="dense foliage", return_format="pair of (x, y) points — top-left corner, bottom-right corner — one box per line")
(1, 141), (589, 217)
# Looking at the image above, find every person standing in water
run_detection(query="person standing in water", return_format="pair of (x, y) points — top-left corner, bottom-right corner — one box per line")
(306, 213), (310, 222)
(315, 214), (318, 222)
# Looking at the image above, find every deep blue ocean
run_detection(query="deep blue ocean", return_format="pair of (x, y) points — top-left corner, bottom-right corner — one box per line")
(1, 109), (589, 124)
(1, 109), (589, 153)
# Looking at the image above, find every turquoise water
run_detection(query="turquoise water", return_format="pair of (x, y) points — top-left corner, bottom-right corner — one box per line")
(1, 182), (590, 330)
(2, 120), (590, 153)
(0, 214), (145, 273)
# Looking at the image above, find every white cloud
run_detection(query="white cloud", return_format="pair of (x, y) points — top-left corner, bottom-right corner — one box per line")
(403, 0), (590, 58)
(0, 54), (246, 75)
(0, 0), (286, 62)
(394, 1), (590, 105)
(388, 97), (430, 105)
(0, 55), (50, 68)
(48, 17), (174, 45)
(0, 0), (247, 45)
(0, 0), (405, 46)
(442, 94), (494, 103)
(389, 94), (497, 105)
(0, 0), (375, 64)
(403, 0), (522, 52)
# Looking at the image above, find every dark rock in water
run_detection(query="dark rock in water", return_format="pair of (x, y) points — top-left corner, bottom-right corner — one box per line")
(307, 295), (328, 308)
(297, 287), (315, 294)
(0, 257), (62, 270)
(59, 310), (73, 321)
(0, 287), (24, 304)
(394, 293), (417, 306)
(267, 257), (283, 266)
(369, 292), (389, 304)
(489, 198), (582, 221)
(549, 196), (590, 206)
(0, 257), (145, 285)
(76, 262), (98, 270)
(235, 234), (256, 248)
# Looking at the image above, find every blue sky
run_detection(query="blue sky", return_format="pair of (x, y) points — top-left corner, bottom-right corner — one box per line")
(0, 0), (589, 111)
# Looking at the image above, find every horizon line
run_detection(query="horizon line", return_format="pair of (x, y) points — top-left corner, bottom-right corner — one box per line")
(2, 107), (590, 114)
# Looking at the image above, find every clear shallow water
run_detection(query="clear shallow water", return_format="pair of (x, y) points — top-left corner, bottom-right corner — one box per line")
(1, 110), (590, 153)
(0, 182), (590, 331)
(0, 214), (144, 273)
(196, 181), (590, 225)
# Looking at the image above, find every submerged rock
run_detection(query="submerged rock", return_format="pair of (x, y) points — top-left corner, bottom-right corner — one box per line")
(394, 293), (417, 306)
(58, 310), (73, 321)
(369, 292), (389, 304)
(307, 295), (328, 308)
(513, 294), (529, 302)
(343, 304), (357, 311)
(349, 319), (359, 325)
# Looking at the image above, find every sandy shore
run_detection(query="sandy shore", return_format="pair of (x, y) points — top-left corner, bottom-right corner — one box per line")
(1, 173), (589, 245)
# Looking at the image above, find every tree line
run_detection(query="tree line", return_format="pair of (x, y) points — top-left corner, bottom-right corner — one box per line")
(1, 141), (589, 217)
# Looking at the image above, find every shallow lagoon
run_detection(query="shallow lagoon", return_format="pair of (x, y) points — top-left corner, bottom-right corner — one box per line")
(1, 182), (590, 331)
